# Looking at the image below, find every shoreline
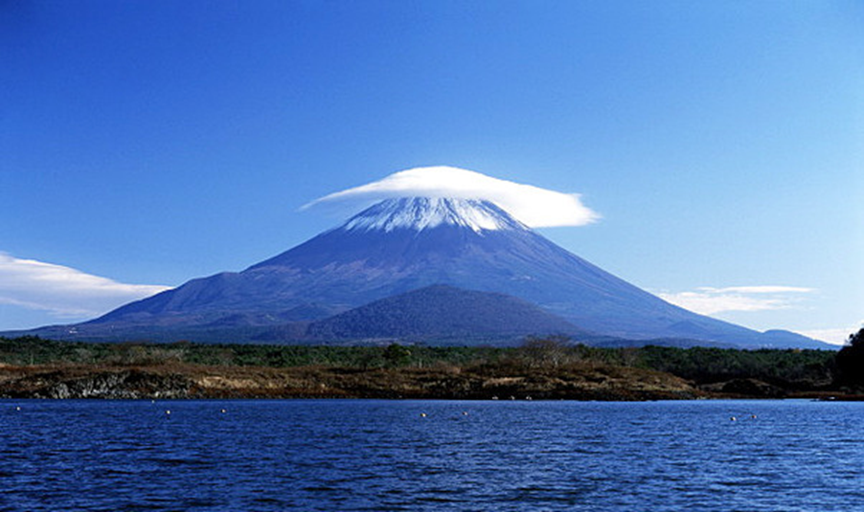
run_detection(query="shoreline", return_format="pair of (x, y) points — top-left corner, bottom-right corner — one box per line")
(1, 337), (848, 401)
(0, 362), (700, 401)
(0, 362), (843, 401)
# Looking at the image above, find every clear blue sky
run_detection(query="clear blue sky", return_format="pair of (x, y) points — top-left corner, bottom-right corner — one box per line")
(2, 1), (862, 342)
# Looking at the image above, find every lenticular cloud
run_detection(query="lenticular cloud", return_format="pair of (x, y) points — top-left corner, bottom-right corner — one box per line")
(304, 166), (600, 228)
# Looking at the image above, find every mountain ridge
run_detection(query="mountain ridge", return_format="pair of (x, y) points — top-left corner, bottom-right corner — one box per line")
(301, 284), (585, 344)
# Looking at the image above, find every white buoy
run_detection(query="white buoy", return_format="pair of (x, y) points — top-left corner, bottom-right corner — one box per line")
(730, 416), (737, 421)
(420, 412), (427, 418)
(165, 410), (171, 416)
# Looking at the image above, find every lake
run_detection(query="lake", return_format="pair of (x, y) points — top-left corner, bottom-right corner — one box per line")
(1, 399), (862, 511)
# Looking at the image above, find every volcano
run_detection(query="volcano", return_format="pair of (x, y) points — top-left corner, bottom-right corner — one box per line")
(27, 197), (824, 348)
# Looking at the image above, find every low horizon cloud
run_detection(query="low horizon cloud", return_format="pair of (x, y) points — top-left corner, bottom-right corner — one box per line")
(795, 323), (863, 346)
(657, 285), (816, 316)
(0, 252), (171, 322)
(657, 285), (858, 345)
(303, 166), (601, 228)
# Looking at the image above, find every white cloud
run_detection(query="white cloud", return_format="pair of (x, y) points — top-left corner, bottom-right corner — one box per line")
(657, 286), (815, 315)
(795, 323), (864, 346)
(303, 166), (600, 228)
(0, 252), (171, 321)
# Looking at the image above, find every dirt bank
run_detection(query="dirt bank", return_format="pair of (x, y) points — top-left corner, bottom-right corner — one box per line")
(0, 362), (702, 400)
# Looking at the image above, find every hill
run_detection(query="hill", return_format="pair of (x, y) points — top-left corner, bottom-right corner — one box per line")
(297, 285), (585, 344)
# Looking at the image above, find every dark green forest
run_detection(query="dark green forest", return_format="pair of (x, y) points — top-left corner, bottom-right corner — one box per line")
(2, 333), (858, 394)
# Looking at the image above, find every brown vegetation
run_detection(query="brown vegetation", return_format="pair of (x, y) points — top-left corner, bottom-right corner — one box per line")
(0, 360), (700, 400)
(0, 335), (846, 400)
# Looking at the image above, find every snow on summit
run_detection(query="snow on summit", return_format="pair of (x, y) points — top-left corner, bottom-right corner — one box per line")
(342, 197), (528, 233)
(305, 166), (600, 228)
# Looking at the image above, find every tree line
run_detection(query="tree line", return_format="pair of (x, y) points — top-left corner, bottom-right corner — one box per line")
(3, 332), (862, 393)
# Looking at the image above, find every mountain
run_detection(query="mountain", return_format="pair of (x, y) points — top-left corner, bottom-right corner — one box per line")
(297, 284), (585, 344)
(16, 197), (828, 348)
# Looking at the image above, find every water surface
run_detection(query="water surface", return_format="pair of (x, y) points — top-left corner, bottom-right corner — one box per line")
(1, 399), (861, 511)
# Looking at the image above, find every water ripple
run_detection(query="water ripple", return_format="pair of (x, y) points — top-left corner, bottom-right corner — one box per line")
(2, 399), (864, 511)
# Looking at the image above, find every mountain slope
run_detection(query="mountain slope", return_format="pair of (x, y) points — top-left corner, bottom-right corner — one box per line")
(48, 197), (827, 348)
(301, 284), (584, 343)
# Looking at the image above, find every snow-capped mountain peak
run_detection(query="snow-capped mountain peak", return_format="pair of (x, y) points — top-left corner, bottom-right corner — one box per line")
(341, 197), (528, 233)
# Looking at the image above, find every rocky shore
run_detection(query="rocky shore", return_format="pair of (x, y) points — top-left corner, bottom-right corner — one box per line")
(0, 362), (703, 401)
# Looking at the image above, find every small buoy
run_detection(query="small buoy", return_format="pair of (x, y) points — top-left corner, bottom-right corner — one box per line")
(525, 396), (532, 401)
(750, 414), (757, 419)
(220, 409), (227, 414)
(509, 396), (515, 401)
(462, 411), (469, 416)
(15, 406), (21, 411)
(165, 410), (171, 416)
(491, 396), (498, 400)
(730, 416), (737, 421)
(420, 412), (427, 418)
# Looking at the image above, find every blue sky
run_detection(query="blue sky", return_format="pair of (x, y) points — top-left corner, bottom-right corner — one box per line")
(2, 1), (862, 343)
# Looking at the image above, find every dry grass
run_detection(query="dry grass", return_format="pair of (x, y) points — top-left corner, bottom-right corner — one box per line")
(0, 360), (701, 400)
